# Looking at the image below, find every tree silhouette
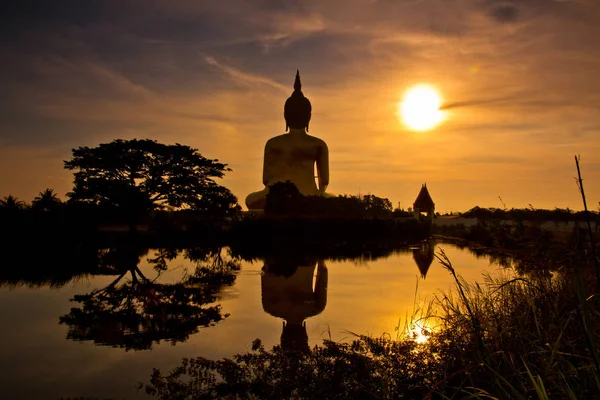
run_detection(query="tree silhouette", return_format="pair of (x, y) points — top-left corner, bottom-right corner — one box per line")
(32, 188), (62, 212)
(0, 195), (27, 211)
(360, 194), (393, 218)
(64, 139), (240, 215)
(59, 244), (241, 350)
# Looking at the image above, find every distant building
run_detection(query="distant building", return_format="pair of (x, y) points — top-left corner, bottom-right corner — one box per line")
(413, 183), (435, 221)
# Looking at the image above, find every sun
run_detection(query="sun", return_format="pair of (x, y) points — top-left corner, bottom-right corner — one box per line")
(398, 85), (445, 131)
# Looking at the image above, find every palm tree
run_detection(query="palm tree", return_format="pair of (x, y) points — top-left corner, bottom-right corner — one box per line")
(32, 189), (62, 211)
(0, 195), (26, 211)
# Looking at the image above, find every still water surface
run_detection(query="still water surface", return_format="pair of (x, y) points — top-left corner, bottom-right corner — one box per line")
(0, 241), (509, 399)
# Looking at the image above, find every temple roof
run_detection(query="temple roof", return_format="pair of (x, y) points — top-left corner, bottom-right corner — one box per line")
(413, 184), (435, 210)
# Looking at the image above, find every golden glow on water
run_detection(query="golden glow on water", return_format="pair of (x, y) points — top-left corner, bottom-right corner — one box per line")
(398, 85), (445, 131)
(0, 244), (507, 399)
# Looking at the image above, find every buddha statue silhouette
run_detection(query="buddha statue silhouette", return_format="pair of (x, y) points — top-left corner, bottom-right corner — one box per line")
(261, 254), (328, 353)
(245, 70), (330, 210)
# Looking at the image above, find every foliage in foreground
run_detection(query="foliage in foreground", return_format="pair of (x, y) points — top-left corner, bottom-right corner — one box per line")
(143, 336), (444, 399)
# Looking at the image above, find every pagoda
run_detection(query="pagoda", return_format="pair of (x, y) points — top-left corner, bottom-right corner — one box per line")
(413, 183), (435, 221)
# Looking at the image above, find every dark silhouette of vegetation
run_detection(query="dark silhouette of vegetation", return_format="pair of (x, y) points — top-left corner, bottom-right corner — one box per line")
(264, 181), (393, 218)
(462, 205), (598, 223)
(392, 207), (413, 218)
(228, 216), (430, 255)
(0, 240), (99, 288)
(0, 195), (26, 211)
(143, 337), (441, 399)
(64, 139), (240, 216)
(434, 219), (596, 276)
(59, 243), (241, 351)
(32, 188), (62, 212)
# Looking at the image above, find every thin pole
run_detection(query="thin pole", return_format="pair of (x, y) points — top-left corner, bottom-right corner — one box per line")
(574, 155), (600, 289)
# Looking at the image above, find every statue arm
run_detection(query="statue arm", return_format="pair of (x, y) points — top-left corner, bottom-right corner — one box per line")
(316, 142), (329, 193)
(314, 260), (328, 312)
(262, 142), (273, 186)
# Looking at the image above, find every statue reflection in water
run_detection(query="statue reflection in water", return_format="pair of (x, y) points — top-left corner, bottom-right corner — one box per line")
(261, 254), (328, 353)
(260, 241), (435, 351)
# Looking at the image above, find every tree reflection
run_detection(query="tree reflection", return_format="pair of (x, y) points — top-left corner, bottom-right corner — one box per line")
(59, 244), (240, 351)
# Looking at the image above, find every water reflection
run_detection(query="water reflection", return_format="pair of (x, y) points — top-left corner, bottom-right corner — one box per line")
(0, 237), (512, 399)
(58, 243), (241, 351)
(258, 241), (440, 351)
(261, 255), (328, 352)
(412, 240), (435, 279)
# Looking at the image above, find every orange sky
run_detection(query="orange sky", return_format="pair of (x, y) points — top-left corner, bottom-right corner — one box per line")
(2, 0), (600, 212)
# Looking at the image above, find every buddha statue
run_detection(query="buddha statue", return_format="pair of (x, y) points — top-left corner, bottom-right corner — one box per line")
(261, 254), (328, 352)
(245, 70), (330, 211)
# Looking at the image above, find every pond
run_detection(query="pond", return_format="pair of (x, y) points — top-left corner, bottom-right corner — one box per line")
(0, 240), (512, 399)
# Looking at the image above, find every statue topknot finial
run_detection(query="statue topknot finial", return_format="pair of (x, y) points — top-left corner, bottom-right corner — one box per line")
(294, 69), (302, 93)
(284, 69), (311, 131)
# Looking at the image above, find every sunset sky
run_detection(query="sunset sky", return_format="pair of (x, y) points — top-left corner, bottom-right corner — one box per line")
(2, 0), (600, 212)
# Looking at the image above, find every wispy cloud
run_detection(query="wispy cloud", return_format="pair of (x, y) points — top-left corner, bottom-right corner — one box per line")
(204, 56), (288, 92)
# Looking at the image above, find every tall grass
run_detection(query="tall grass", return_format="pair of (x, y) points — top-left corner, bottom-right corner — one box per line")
(430, 249), (600, 399)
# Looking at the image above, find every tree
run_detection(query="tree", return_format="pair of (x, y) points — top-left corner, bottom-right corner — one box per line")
(64, 139), (240, 214)
(0, 195), (26, 211)
(360, 194), (393, 218)
(32, 189), (62, 212)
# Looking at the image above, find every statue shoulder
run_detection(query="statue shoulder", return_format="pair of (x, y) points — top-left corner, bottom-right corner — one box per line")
(309, 135), (328, 149)
(265, 134), (287, 148)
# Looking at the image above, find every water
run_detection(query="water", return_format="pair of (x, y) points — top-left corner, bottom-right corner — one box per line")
(0, 241), (509, 399)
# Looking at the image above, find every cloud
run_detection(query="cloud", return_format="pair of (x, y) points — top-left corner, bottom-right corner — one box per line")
(203, 56), (288, 92)
(487, 1), (520, 23)
(256, 12), (327, 50)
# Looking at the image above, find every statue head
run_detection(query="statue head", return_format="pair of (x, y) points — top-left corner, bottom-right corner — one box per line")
(281, 320), (310, 353)
(284, 70), (312, 131)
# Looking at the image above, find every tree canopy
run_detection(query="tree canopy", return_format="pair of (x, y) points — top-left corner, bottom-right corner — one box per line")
(32, 189), (62, 212)
(64, 139), (240, 214)
(0, 195), (26, 211)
